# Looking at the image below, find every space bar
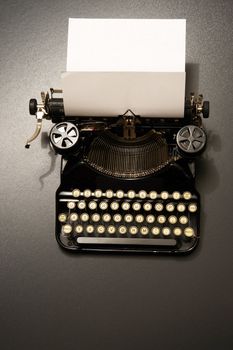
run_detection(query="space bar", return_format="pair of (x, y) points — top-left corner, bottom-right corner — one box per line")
(77, 237), (176, 247)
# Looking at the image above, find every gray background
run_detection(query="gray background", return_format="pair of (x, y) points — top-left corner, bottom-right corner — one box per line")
(0, 1), (233, 349)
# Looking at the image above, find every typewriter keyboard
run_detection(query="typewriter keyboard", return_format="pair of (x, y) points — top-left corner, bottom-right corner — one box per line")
(57, 188), (199, 253)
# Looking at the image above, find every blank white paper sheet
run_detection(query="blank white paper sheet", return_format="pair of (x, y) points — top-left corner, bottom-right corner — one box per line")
(62, 18), (186, 117)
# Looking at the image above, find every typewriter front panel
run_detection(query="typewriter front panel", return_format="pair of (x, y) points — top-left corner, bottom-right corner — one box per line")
(56, 161), (200, 254)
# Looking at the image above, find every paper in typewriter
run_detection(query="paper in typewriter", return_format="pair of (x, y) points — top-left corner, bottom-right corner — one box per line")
(62, 18), (186, 118)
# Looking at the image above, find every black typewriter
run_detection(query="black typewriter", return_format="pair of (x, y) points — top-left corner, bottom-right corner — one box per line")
(26, 90), (209, 254)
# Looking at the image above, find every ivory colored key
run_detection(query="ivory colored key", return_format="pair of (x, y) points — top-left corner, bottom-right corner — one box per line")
(179, 216), (188, 225)
(67, 201), (76, 209)
(157, 215), (166, 224)
(166, 203), (175, 212)
(172, 191), (181, 200)
(119, 225), (127, 235)
(110, 201), (119, 210)
(121, 202), (130, 211)
(168, 215), (177, 224)
(97, 225), (105, 234)
(58, 213), (67, 223)
(184, 227), (195, 238)
(149, 191), (157, 199)
(92, 213), (100, 222)
(173, 227), (182, 236)
(151, 227), (160, 236)
(102, 213), (111, 222)
(188, 203), (197, 213)
(107, 225), (116, 234)
(94, 189), (102, 198)
(86, 225), (94, 234)
(99, 201), (108, 210)
(127, 190), (136, 199)
(146, 215), (155, 223)
(129, 226), (138, 235)
(72, 189), (81, 198)
(105, 189), (114, 198)
(140, 226), (149, 235)
(143, 202), (152, 211)
(155, 203), (163, 211)
(69, 213), (78, 222)
(124, 214), (133, 223)
(62, 224), (72, 235)
(177, 203), (186, 212)
(135, 214), (144, 223)
(113, 214), (122, 223)
(138, 190), (147, 199)
(162, 227), (171, 236)
(132, 202), (141, 211)
(161, 191), (169, 200)
(88, 201), (97, 210)
(183, 191), (192, 200)
(80, 213), (89, 222)
(116, 190), (124, 198)
(83, 189), (92, 198)
(77, 200), (86, 210)
(75, 225), (83, 234)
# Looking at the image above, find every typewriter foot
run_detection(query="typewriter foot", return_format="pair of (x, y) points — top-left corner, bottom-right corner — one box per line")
(176, 125), (207, 156)
(49, 122), (79, 154)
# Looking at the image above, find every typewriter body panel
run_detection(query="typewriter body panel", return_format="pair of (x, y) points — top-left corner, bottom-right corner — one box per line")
(26, 91), (209, 254)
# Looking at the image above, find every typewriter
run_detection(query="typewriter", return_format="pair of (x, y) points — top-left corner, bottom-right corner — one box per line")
(25, 90), (209, 254)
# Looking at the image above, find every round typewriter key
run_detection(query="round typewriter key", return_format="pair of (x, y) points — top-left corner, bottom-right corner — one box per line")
(155, 203), (163, 211)
(97, 225), (105, 234)
(86, 225), (94, 234)
(102, 213), (111, 222)
(184, 227), (194, 238)
(99, 201), (108, 210)
(67, 201), (76, 210)
(172, 191), (181, 200)
(124, 214), (133, 223)
(110, 201), (119, 210)
(77, 200), (86, 210)
(140, 226), (149, 235)
(179, 216), (188, 225)
(58, 213), (67, 223)
(132, 202), (141, 211)
(183, 191), (192, 200)
(177, 203), (186, 212)
(119, 225), (127, 235)
(161, 191), (169, 200)
(72, 189), (81, 198)
(92, 213), (100, 222)
(80, 213), (89, 222)
(94, 189), (102, 198)
(168, 215), (177, 224)
(75, 225), (83, 234)
(83, 189), (92, 198)
(166, 203), (175, 212)
(162, 227), (171, 236)
(152, 227), (160, 236)
(146, 215), (155, 223)
(138, 190), (147, 199)
(113, 214), (122, 223)
(173, 227), (182, 236)
(105, 189), (114, 198)
(121, 202), (130, 211)
(188, 203), (197, 213)
(157, 215), (166, 224)
(88, 201), (97, 210)
(127, 190), (135, 199)
(135, 214), (144, 223)
(107, 225), (116, 234)
(62, 224), (72, 235)
(116, 190), (124, 198)
(149, 191), (157, 199)
(129, 226), (138, 235)
(143, 202), (152, 211)
(69, 213), (78, 222)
